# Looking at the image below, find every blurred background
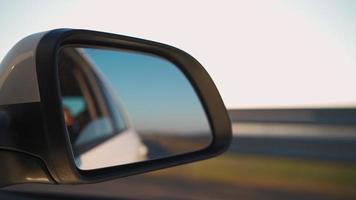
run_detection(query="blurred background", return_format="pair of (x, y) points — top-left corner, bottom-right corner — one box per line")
(1, 0), (356, 199)
(7, 109), (356, 200)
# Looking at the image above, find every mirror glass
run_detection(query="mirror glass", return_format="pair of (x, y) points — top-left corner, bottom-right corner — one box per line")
(58, 46), (212, 170)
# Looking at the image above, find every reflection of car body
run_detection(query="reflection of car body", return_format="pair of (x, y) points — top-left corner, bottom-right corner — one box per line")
(59, 48), (148, 169)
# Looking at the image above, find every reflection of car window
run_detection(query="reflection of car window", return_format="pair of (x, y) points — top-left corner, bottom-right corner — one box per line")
(62, 97), (86, 117)
(76, 117), (114, 145)
(58, 48), (126, 156)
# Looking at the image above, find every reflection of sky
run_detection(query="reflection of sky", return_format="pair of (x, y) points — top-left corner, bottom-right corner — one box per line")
(83, 48), (211, 135)
(62, 97), (85, 116)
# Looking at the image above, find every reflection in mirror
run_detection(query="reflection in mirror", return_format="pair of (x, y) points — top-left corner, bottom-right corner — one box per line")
(58, 46), (212, 170)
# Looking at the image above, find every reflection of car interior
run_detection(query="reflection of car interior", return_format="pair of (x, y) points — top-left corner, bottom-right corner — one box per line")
(58, 48), (147, 170)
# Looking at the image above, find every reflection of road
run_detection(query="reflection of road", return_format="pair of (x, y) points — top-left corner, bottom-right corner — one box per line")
(142, 139), (171, 159)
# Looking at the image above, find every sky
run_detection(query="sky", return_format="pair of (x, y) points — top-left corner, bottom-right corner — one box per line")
(0, 0), (355, 108)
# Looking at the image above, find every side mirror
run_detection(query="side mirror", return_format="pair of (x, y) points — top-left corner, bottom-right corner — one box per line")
(0, 29), (231, 187)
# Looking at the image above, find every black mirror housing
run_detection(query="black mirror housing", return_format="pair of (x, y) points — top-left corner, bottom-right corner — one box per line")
(0, 29), (231, 187)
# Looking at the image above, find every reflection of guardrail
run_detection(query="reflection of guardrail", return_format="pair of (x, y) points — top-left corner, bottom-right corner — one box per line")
(228, 109), (356, 125)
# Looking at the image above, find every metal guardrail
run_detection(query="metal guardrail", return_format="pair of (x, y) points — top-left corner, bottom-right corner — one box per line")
(228, 109), (356, 125)
(228, 108), (356, 162)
